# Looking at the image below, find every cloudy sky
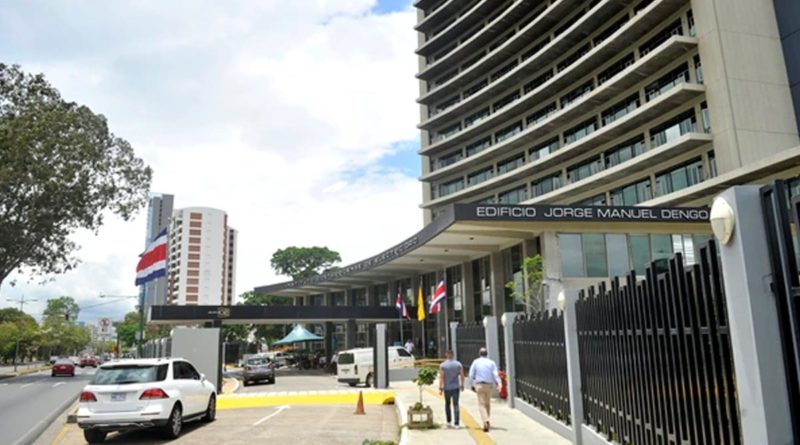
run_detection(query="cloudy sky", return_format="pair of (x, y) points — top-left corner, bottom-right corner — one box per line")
(0, 0), (423, 323)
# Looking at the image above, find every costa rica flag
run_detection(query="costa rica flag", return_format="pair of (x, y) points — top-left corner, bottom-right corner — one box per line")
(395, 292), (409, 318)
(135, 228), (168, 286)
(429, 280), (446, 315)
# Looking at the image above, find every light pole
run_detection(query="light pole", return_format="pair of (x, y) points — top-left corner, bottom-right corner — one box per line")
(99, 294), (140, 357)
(6, 295), (37, 372)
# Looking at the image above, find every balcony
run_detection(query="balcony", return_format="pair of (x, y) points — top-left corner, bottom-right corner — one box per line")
(423, 82), (705, 205)
(420, 0), (690, 131)
(417, 0), (505, 57)
(421, 35), (698, 180)
(527, 132), (712, 204)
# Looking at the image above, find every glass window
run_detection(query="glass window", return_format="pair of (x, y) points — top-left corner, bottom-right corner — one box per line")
(497, 154), (525, 175)
(605, 136), (646, 168)
(491, 60), (518, 82)
(493, 91), (520, 112)
(700, 101), (711, 133)
(606, 234), (630, 277)
(655, 157), (704, 196)
(526, 103), (557, 127)
(464, 108), (490, 127)
(465, 137), (492, 157)
(557, 43), (591, 72)
(583, 234), (608, 277)
(639, 19), (683, 56)
(650, 110), (697, 147)
(438, 178), (464, 198)
(598, 53), (635, 85)
(498, 186), (528, 204)
(93, 364), (168, 385)
(567, 157), (602, 183)
(521, 36), (551, 62)
(523, 69), (553, 93)
(564, 119), (597, 144)
(577, 193), (606, 206)
(496, 122), (522, 143)
(610, 178), (652, 206)
(651, 234), (673, 260)
(645, 63), (689, 101)
(463, 79), (488, 99)
(708, 151), (717, 178)
(529, 137), (560, 160)
(602, 93), (640, 126)
(467, 167), (494, 186)
(437, 150), (463, 169)
(532, 173), (562, 196)
(694, 55), (703, 84)
(561, 81), (594, 108)
(560, 234), (585, 277)
(687, 9), (696, 37)
(593, 15), (629, 46)
(630, 235), (651, 275)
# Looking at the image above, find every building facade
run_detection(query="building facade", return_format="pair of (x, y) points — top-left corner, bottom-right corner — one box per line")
(166, 207), (237, 306)
(142, 193), (174, 317)
(416, 0), (800, 222)
(256, 0), (800, 358)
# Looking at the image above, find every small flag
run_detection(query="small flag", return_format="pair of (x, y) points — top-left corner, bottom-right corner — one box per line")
(417, 286), (426, 321)
(135, 228), (168, 286)
(395, 292), (409, 318)
(430, 280), (446, 315)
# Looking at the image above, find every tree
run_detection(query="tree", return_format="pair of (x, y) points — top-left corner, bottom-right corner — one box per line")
(0, 308), (40, 363)
(270, 246), (341, 280)
(505, 254), (547, 313)
(43, 296), (80, 323)
(238, 291), (292, 346)
(222, 324), (249, 343)
(0, 64), (152, 286)
(116, 311), (140, 349)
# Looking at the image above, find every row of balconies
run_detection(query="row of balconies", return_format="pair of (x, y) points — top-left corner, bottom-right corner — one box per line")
(425, 81), (706, 206)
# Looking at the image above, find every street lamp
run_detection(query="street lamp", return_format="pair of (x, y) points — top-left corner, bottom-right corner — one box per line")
(99, 294), (141, 357)
(6, 295), (37, 372)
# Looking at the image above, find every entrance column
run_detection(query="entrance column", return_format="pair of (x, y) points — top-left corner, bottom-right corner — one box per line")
(489, 251), (506, 317)
(541, 231), (564, 311)
(324, 321), (334, 364)
(462, 261), (476, 323)
(345, 319), (357, 350)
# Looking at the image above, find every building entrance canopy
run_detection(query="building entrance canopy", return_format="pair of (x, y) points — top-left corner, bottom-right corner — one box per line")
(255, 203), (711, 297)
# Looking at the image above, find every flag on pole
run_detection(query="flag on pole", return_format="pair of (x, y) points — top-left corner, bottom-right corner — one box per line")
(429, 280), (446, 315)
(417, 286), (426, 321)
(135, 228), (168, 286)
(395, 292), (409, 318)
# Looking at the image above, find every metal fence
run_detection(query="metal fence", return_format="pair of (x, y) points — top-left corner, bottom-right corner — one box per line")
(513, 309), (570, 424)
(498, 326), (506, 371)
(576, 242), (741, 445)
(456, 322), (485, 369)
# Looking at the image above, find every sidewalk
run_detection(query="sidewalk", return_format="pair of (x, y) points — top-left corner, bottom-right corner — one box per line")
(392, 380), (569, 445)
(0, 361), (48, 378)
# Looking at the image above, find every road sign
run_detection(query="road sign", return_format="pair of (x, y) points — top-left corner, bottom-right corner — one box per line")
(99, 318), (112, 334)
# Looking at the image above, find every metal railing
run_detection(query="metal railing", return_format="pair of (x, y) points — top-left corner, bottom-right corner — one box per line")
(576, 242), (742, 445)
(513, 309), (570, 424)
(456, 322), (485, 368)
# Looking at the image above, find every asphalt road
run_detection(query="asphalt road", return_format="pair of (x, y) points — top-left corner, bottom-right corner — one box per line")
(0, 366), (96, 445)
(228, 368), (350, 393)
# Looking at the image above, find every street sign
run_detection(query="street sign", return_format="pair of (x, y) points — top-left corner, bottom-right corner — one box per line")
(99, 317), (112, 335)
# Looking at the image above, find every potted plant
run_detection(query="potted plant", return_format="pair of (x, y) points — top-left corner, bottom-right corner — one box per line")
(407, 366), (437, 429)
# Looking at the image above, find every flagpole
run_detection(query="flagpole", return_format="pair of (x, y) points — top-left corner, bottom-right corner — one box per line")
(444, 274), (449, 353)
(398, 287), (404, 345)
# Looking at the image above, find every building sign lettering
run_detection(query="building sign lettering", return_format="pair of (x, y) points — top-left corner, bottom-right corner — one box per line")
(466, 204), (708, 223)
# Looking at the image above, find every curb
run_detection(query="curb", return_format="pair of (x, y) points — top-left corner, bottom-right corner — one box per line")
(222, 377), (240, 395)
(395, 393), (409, 445)
(217, 391), (396, 410)
(12, 391), (77, 445)
(0, 365), (50, 379)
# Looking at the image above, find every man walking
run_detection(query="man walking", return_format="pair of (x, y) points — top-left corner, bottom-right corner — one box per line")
(404, 338), (415, 354)
(438, 351), (464, 428)
(468, 347), (501, 432)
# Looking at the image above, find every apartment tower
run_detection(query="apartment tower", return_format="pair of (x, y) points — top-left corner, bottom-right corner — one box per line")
(415, 0), (800, 223)
(166, 207), (237, 306)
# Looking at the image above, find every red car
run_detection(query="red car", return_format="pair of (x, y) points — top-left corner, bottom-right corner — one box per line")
(79, 355), (98, 368)
(52, 358), (75, 377)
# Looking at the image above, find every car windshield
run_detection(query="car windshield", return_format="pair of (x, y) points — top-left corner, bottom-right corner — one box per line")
(338, 353), (354, 365)
(247, 358), (270, 366)
(91, 364), (168, 385)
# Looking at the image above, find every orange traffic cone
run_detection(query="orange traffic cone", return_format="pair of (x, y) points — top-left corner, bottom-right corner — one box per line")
(354, 390), (366, 415)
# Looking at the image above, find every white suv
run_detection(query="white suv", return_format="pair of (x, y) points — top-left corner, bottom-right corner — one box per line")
(77, 358), (216, 443)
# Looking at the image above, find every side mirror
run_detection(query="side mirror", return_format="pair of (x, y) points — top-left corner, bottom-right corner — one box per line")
(200, 373), (206, 381)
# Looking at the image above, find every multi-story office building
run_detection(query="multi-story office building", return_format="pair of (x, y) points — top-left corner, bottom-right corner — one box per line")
(167, 207), (237, 306)
(142, 193), (174, 317)
(416, 0), (800, 223)
(257, 0), (800, 356)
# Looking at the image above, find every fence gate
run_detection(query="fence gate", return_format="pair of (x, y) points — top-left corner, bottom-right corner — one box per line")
(456, 322), (485, 369)
(760, 181), (800, 440)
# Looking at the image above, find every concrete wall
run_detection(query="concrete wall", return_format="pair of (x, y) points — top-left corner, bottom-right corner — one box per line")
(773, 0), (800, 133)
(693, 0), (800, 172)
(172, 327), (221, 391)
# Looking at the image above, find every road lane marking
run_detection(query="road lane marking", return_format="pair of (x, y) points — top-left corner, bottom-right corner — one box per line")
(53, 382), (65, 387)
(0, 383), (7, 386)
(20, 383), (34, 388)
(253, 405), (289, 426)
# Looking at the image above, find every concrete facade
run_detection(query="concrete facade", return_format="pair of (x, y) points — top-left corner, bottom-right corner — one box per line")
(167, 207), (237, 306)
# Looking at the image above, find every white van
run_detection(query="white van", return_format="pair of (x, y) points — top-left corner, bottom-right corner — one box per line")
(337, 346), (415, 387)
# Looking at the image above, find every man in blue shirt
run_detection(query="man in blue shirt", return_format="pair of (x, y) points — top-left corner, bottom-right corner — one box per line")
(438, 351), (464, 428)
(468, 347), (501, 432)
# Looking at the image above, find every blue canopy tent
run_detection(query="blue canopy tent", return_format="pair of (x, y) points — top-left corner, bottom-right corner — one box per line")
(273, 324), (324, 345)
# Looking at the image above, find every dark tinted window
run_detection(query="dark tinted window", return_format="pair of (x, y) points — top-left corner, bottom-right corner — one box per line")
(247, 358), (270, 366)
(397, 349), (412, 357)
(92, 364), (168, 385)
(338, 353), (355, 365)
(173, 361), (200, 380)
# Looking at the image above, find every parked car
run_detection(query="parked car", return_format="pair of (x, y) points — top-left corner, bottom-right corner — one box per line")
(52, 358), (75, 377)
(337, 346), (415, 387)
(80, 355), (98, 368)
(242, 356), (275, 386)
(77, 358), (216, 443)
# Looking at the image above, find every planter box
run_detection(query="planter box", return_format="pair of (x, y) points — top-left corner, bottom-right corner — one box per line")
(407, 406), (434, 429)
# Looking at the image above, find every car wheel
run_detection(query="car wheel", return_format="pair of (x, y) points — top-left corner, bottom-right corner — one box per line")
(365, 374), (372, 388)
(348, 382), (357, 387)
(243, 380), (249, 387)
(202, 394), (216, 422)
(83, 429), (107, 443)
(161, 403), (183, 439)
(268, 376), (275, 384)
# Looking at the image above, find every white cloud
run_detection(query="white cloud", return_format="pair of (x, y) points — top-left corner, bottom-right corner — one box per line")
(0, 1), (423, 322)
